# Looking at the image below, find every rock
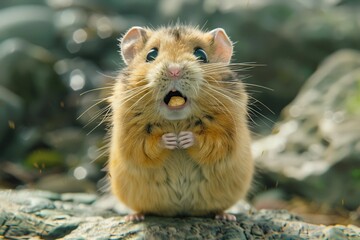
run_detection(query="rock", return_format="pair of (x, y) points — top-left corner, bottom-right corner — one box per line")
(33, 174), (96, 193)
(0, 190), (358, 239)
(252, 189), (289, 210)
(1, 0), (360, 216)
(61, 192), (98, 204)
(253, 49), (360, 210)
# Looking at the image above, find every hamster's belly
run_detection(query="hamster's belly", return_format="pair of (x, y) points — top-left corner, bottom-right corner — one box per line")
(159, 150), (206, 215)
(120, 150), (243, 216)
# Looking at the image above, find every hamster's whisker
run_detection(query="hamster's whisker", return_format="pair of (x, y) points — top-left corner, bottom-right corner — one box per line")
(204, 64), (272, 129)
(123, 91), (152, 117)
(229, 67), (255, 72)
(125, 74), (148, 79)
(244, 89), (264, 94)
(121, 89), (148, 97)
(205, 74), (240, 84)
(84, 105), (111, 128)
(202, 67), (253, 74)
(202, 91), (232, 117)
(242, 83), (273, 92)
(238, 75), (253, 82)
(201, 66), (229, 72)
(202, 63), (242, 69)
(218, 79), (247, 85)
(80, 86), (114, 96)
(215, 79), (273, 92)
(153, 89), (161, 108)
(201, 85), (241, 119)
(96, 71), (118, 80)
(248, 95), (275, 115)
(129, 79), (149, 84)
(121, 95), (149, 106)
(204, 76), (274, 127)
(91, 147), (109, 165)
(118, 87), (151, 108)
(96, 143), (110, 158)
(121, 85), (150, 95)
(245, 109), (258, 127)
(228, 62), (265, 67)
(188, 80), (200, 96)
(247, 96), (275, 125)
(203, 82), (250, 117)
(87, 106), (113, 135)
(122, 86), (151, 104)
(122, 81), (149, 89)
(121, 84), (151, 96)
(203, 75), (245, 95)
(244, 95), (271, 126)
(77, 97), (110, 120)
(247, 106), (275, 128)
(202, 62), (262, 73)
(203, 74), (223, 87)
(205, 84), (247, 111)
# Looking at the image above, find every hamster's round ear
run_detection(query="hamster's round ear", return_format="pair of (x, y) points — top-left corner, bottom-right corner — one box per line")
(209, 28), (233, 64)
(120, 26), (147, 65)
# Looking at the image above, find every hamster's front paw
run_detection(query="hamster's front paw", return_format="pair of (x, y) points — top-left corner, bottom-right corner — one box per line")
(161, 132), (195, 149)
(178, 131), (195, 149)
(161, 133), (178, 149)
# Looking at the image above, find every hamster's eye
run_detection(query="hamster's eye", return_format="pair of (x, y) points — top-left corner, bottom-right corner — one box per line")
(146, 48), (158, 62)
(193, 48), (208, 63)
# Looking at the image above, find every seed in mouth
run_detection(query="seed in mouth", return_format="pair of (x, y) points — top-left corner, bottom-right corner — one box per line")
(163, 90), (187, 106)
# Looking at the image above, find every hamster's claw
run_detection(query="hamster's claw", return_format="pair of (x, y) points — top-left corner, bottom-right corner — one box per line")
(124, 213), (145, 222)
(215, 212), (237, 221)
(161, 133), (178, 149)
(178, 131), (195, 149)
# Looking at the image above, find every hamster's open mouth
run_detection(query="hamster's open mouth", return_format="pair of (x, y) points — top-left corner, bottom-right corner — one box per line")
(163, 90), (188, 109)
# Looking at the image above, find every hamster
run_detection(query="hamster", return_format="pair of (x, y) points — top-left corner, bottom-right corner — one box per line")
(108, 25), (254, 221)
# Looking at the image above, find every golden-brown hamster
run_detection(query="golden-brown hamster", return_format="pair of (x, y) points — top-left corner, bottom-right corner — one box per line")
(108, 25), (254, 221)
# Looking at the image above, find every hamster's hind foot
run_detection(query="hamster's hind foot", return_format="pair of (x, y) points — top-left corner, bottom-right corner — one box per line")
(124, 213), (145, 222)
(215, 212), (237, 221)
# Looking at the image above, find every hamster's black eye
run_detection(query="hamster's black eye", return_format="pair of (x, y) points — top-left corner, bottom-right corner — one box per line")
(146, 48), (158, 62)
(193, 48), (208, 63)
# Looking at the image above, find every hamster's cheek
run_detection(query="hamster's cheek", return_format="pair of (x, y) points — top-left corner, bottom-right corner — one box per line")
(146, 65), (164, 86)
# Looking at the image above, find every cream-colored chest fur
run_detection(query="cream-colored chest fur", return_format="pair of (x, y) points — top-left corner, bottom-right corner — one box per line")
(118, 148), (249, 217)
(160, 150), (204, 212)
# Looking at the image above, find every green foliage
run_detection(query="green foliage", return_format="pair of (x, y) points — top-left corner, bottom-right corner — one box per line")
(25, 149), (64, 170)
(351, 168), (360, 180)
(346, 78), (360, 115)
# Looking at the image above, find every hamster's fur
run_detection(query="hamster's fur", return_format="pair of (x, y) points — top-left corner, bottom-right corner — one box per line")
(108, 25), (254, 221)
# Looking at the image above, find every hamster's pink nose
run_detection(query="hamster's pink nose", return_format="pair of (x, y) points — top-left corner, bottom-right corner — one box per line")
(168, 64), (182, 79)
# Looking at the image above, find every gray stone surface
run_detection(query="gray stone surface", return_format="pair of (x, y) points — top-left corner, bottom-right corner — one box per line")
(0, 190), (359, 239)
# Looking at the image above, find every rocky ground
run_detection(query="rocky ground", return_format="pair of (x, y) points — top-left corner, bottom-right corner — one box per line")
(0, 190), (359, 239)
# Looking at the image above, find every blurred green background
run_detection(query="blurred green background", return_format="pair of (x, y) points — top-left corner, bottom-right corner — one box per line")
(0, 0), (359, 226)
